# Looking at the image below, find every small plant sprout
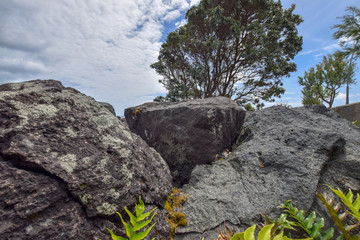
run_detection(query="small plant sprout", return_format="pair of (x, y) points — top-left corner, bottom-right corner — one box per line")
(106, 196), (157, 240)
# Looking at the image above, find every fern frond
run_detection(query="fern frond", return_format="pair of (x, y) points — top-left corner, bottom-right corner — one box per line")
(280, 200), (334, 239)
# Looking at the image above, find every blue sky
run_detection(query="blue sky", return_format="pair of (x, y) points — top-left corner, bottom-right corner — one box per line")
(0, 0), (359, 116)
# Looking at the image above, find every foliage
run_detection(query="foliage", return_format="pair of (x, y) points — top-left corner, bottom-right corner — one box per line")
(151, 0), (303, 108)
(301, 86), (322, 106)
(106, 196), (157, 240)
(164, 188), (188, 240)
(280, 200), (334, 240)
(332, 6), (360, 62)
(244, 103), (256, 112)
(332, 6), (360, 104)
(209, 223), (311, 240)
(260, 213), (296, 237)
(316, 186), (360, 240)
(207, 184), (360, 240)
(352, 120), (358, 126)
(211, 222), (236, 240)
(298, 53), (355, 108)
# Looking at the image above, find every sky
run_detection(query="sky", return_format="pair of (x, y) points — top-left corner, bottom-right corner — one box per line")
(0, 0), (359, 116)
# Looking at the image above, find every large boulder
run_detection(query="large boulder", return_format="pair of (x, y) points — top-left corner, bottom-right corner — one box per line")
(0, 80), (172, 239)
(175, 105), (360, 239)
(124, 97), (245, 186)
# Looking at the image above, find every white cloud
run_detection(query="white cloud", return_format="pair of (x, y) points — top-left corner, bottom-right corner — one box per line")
(337, 92), (346, 100)
(175, 19), (188, 28)
(299, 42), (340, 58)
(0, 58), (50, 74)
(0, 0), (198, 115)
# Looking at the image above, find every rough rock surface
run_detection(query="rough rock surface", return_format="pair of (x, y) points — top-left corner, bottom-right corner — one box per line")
(0, 80), (172, 239)
(99, 101), (116, 115)
(125, 97), (245, 185)
(175, 105), (360, 239)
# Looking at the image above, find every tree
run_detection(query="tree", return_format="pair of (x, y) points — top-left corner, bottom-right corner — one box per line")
(151, 0), (303, 108)
(332, 6), (360, 104)
(298, 54), (355, 108)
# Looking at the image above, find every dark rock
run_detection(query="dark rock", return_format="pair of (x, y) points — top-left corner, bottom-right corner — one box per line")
(124, 97), (245, 186)
(175, 105), (360, 239)
(0, 80), (172, 239)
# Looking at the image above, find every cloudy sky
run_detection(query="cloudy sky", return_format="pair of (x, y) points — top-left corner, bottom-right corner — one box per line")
(0, 0), (359, 116)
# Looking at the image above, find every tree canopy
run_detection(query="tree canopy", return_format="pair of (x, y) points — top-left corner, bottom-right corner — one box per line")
(298, 54), (355, 108)
(332, 6), (360, 104)
(151, 0), (303, 107)
(333, 6), (360, 61)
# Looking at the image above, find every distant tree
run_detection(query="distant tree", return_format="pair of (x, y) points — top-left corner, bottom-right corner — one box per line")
(301, 85), (322, 105)
(151, 0), (303, 108)
(298, 54), (355, 108)
(244, 103), (256, 111)
(332, 6), (360, 104)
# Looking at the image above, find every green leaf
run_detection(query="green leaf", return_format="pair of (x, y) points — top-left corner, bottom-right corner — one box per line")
(133, 210), (157, 232)
(258, 224), (273, 240)
(136, 196), (145, 217)
(125, 206), (137, 227)
(353, 194), (360, 211)
(137, 207), (157, 222)
(296, 210), (305, 222)
(303, 211), (316, 229)
(117, 212), (133, 238)
(130, 222), (156, 240)
(273, 232), (285, 240)
(309, 217), (324, 237)
(326, 185), (360, 222)
(346, 189), (354, 203)
(316, 192), (352, 240)
(318, 227), (334, 240)
(106, 228), (128, 240)
(231, 232), (244, 240)
(335, 235), (343, 240)
(244, 225), (256, 240)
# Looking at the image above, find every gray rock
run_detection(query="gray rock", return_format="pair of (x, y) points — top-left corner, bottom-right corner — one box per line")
(124, 97), (245, 186)
(175, 105), (360, 239)
(0, 80), (172, 239)
(99, 101), (116, 115)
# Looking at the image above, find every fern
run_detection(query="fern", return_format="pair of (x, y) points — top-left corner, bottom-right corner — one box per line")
(316, 186), (360, 240)
(280, 200), (334, 240)
(260, 213), (296, 237)
(231, 224), (311, 240)
(209, 222), (312, 240)
(106, 196), (157, 240)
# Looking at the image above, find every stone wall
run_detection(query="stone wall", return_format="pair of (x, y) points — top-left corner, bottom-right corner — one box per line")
(332, 102), (360, 126)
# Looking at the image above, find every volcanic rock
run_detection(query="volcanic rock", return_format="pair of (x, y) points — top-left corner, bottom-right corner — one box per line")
(124, 97), (245, 186)
(175, 105), (360, 239)
(0, 80), (172, 239)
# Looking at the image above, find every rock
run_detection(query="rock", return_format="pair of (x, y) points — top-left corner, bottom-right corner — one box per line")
(0, 80), (172, 239)
(124, 97), (245, 186)
(175, 105), (360, 239)
(99, 101), (116, 115)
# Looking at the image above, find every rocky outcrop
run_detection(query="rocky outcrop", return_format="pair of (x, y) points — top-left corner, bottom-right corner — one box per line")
(0, 80), (172, 239)
(99, 101), (116, 115)
(175, 105), (360, 239)
(124, 97), (245, 186)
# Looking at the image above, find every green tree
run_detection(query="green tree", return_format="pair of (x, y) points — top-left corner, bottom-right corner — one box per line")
(332, 6), (360, 104)
(298, 54), (355, 108)
(151, 0), (303, 108)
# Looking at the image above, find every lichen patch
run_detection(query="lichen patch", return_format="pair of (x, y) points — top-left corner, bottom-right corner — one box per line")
(58, 154), (77, 174)
(96, 202), (118, 215)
